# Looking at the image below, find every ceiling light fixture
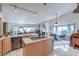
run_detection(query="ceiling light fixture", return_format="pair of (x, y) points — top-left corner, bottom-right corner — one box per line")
(54, 13), (58, 35)
(14, 6), (18, 13)
(33, 14), (37, 17)
(54, 13), (58, 26)
(10, 4), (37, 15)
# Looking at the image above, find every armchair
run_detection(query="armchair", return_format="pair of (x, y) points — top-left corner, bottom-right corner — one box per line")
(70, 33), (79, 48)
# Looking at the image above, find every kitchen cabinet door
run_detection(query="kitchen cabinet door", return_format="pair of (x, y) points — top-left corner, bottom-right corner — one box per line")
(0, 40), (2, 55)
(3, 38), (12, 54)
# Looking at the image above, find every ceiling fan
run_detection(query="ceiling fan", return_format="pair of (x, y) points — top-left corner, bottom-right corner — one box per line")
(73, 3), (79, 13)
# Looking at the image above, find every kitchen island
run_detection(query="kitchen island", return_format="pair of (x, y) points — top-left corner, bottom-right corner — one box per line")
(22, 36), (54, 56)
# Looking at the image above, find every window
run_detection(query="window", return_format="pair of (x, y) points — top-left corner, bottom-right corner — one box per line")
(50, 24), (75, 36)
(12, 26), (35, 35)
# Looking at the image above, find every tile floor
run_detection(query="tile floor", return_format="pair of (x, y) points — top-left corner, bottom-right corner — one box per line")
(5, 48), (23, 56)
(4, 40), (79, 56)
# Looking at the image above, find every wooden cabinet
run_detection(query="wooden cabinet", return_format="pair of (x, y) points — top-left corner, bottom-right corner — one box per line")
(41, 39), (53, 56)
(0, 40), (2, 55)
(3, 38), (12, 54)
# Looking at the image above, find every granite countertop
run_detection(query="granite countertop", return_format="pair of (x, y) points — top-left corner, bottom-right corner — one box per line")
(22, 38), (33, 44)
(22, 36), (53, 44)
(0, 33), (37, 41)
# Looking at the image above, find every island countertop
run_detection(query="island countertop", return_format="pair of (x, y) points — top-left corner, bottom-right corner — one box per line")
(22, 36), (54, 45)
(0, 33), (37, 41)
(22, 36), (54, 56)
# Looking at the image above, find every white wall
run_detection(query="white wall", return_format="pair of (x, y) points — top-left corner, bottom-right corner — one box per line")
(0, 4), (3, 35)
(45, 22), (50, 36)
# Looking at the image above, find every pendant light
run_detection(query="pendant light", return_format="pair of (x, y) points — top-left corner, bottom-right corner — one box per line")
(14, 6), (18, 13)
(55, 13), (58, 35)
(55, 13), (58, 24)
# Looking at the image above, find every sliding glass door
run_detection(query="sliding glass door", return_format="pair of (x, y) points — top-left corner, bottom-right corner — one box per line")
(50, 24), (75, 40)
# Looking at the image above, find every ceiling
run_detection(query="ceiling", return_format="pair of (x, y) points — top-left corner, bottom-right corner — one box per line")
(1, 3), (76, 24)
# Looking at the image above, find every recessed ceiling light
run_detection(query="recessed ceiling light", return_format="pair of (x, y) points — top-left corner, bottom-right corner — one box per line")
(14, 9), (18, 13)
(33, 14), (37, 17)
